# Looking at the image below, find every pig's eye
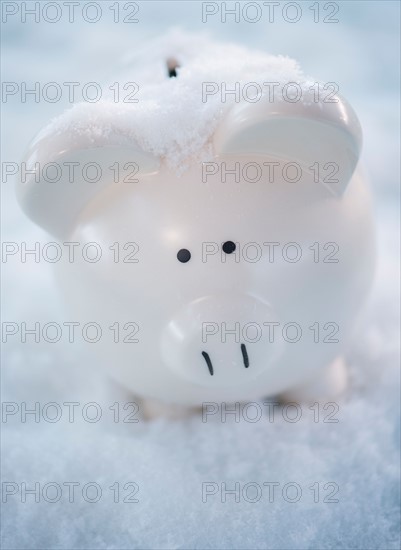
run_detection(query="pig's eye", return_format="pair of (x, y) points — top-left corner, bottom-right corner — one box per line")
(223, 241), (236, 254)
(177, 248), (191, 263)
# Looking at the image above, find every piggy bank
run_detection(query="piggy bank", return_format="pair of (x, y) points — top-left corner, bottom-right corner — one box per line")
(16, 51), (375, 408)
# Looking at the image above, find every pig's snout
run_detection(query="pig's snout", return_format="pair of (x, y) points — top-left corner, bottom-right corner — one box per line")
(161, 295), (282, 388)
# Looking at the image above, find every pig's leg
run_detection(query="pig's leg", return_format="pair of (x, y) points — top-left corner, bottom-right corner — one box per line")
(279, 356), (347, 404)
(106, 378), (197, 420)
(140, 398), (199, 421)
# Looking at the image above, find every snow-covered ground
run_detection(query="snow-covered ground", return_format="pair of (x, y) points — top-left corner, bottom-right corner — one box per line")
(1, 2), (400, 548)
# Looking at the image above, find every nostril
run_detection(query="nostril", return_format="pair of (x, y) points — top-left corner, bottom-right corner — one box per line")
(201, 351), (214, 376)
(241, 343), (250, 368)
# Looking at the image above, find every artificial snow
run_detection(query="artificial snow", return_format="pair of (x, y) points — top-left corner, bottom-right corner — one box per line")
(42, 30), (308, 168)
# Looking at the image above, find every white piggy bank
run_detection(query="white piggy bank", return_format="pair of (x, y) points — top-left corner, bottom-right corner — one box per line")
(17, 61), (375, 407)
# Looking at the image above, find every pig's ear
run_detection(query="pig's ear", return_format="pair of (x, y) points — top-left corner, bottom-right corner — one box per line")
(214, 91), (362, 195)
(16, 125), (159, 239)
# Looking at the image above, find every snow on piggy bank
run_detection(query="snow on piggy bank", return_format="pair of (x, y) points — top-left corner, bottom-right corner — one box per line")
(17, 40), (375, 406)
